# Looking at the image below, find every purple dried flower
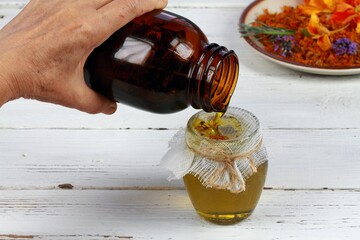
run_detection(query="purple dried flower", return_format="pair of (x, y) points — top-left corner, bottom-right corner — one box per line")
(332, 38), (358, 56)
(272, 35), (297, 57)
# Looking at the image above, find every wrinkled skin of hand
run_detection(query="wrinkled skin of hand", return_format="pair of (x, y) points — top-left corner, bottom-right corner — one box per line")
(0, 0), (167, 114)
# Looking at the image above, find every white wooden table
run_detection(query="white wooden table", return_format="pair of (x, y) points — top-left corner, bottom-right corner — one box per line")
(1, 0), (359, 239)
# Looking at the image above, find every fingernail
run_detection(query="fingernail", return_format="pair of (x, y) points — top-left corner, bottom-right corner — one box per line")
(103, 102), (117, 115)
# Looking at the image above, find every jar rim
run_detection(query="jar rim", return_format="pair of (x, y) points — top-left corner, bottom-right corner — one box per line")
(186, 107), (260, 144)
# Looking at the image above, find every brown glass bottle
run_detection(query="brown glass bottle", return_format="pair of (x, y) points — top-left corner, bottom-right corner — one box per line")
(84, 10), (239, 114)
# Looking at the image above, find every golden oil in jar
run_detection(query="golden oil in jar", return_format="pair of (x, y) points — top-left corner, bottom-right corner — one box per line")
(184, 108), (268, 224)
(183, 162), (267, 224)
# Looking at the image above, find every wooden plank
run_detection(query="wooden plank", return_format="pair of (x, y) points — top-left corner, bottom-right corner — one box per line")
(3, 71), (360, 129)
(0, 189), (359, 239)
(1, 129), (360, 189)
(0, 7), (22, 29)
(0, 1), (26, 7)
(3, 72), (360, 130)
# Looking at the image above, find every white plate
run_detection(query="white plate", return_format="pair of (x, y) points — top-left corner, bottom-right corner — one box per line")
(240, 0), (360, 75)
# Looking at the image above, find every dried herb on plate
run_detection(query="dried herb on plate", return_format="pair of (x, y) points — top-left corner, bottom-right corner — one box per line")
(240, 0), (360, 67)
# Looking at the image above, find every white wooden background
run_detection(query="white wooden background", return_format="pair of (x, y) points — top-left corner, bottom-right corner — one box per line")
(0, 0), (359, 239)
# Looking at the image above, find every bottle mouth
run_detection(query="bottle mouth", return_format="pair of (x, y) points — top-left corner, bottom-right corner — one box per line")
(198, 44), (239, 112)
(209, 50), (239, 112)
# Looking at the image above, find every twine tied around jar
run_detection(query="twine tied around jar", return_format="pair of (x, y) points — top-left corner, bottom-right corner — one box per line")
(186, 139), (263, 193)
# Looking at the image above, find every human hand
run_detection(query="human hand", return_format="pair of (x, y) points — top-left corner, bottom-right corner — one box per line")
(0, 0), (167, 114)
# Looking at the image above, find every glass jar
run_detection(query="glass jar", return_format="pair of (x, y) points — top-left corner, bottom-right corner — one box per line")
(84, 10), (239, 114)
(183, 107), (268, 224)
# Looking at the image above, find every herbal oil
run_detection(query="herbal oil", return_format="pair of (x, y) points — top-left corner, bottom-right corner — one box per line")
(183, 162), (267, 224)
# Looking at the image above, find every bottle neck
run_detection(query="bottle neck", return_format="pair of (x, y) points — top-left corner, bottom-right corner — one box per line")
(189, 43), (239, 113)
